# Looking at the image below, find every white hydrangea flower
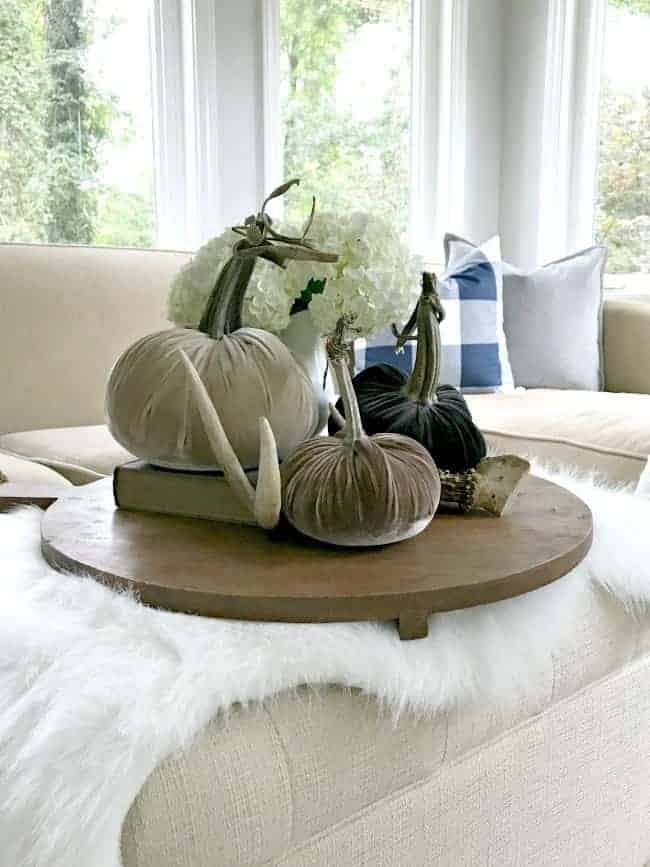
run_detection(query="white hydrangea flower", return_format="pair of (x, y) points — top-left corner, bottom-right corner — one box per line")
(167, 211), (423, 338)
(242, 259), (294, 333)
(167, 229), (239, 327)
(304, 211), (424, 338)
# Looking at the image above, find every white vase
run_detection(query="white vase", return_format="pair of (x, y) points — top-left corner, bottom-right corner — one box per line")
(279, 310), (337, 430)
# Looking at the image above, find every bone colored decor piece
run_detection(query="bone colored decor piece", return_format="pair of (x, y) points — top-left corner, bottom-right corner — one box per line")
(105, 180), (337, 472)
(439, 455), (531, 516)
(178, 351), (282, 530)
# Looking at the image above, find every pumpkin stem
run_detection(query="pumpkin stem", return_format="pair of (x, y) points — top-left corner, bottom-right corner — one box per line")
(326, 316), (365, 443)
(197, 240), (257, 339)
(404, 272), (443, 405)
(198, 179), (338, 339)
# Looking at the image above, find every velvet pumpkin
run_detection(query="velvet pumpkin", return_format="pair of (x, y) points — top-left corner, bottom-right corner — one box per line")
(106, 180), (336, 471)
(331, 272), (487, 473)
(282, 316), (441, 547)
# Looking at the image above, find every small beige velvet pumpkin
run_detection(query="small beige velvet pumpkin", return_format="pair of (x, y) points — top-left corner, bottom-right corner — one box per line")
(281, 317), (442, 547)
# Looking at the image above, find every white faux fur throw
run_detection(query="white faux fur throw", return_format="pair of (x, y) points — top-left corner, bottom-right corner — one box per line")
(2, 466), (650, 867)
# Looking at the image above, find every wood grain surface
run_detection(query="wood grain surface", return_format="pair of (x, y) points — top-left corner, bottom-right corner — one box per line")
(38, 475), (593, 639)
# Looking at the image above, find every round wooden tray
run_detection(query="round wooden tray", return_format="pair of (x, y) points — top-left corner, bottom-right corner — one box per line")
(39, 475), (593, 640)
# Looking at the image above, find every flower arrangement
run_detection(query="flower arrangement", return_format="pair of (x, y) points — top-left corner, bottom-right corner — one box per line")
(168, 209), (424, 339)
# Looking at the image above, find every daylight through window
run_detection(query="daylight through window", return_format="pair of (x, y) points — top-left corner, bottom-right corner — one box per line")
(279, 0), (412, 234)
(596, 0), (650, 292)
(0, 0), (155, 247)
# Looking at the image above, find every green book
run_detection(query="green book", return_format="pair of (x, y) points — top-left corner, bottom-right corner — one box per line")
(113, 460), (258, 525)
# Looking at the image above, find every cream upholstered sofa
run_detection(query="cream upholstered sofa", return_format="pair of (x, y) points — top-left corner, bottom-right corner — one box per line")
(3, 243), (650, 866)
(1, 244), (650, 488)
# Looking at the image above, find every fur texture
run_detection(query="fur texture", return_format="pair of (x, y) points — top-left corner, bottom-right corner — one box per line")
(1, 466), (650, 867)
(638, 457), (650, 497)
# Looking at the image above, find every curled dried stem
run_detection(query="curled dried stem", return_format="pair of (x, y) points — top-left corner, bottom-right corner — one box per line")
(231, 179), (337, 269)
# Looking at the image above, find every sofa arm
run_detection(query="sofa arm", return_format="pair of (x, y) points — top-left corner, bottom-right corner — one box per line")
(603, 296), (650, 394)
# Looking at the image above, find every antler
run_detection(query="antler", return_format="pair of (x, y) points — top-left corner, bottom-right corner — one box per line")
(178, 351), (282, 530)
(255, 417), (283, 530)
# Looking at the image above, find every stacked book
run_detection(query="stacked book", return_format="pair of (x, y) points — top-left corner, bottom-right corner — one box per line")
(113, 460), (258, 525)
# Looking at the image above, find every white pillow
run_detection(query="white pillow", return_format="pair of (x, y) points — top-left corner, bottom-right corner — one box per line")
(503, 247), (607, 390)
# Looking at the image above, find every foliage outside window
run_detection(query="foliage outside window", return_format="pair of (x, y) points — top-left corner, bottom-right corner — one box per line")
(280, 0), (412, 234)
(0, 0), (154, 247)
(596, 0), (650, 291)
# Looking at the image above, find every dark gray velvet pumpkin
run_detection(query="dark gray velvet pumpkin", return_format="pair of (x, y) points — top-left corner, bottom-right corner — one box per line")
(331, 273), (487, 473)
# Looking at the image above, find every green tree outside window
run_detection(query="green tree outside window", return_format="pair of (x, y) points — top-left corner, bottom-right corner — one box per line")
(0, 0), (154, 247)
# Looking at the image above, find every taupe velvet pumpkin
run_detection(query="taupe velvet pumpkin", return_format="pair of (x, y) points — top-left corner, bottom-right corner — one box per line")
(106, 181), (336, 470)
(106, 322), (319, 470)
(281, 317), (442, 547)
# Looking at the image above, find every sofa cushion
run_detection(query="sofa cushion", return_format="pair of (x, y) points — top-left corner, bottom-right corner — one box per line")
(0, 244), (189, 435)
(0, 426), (132, 485)
(467, 389), (650, 485)
(0, 452), (73, 486)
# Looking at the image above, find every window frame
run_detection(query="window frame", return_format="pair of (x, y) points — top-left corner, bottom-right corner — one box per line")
(151, 0), (473, 256)
(596, 0), (650, 295)
(3, 0), (609, 260)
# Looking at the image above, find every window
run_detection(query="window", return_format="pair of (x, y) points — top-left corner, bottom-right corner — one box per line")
(596, 0), (650, 292)
(0, 0), (155, 247)
(279, 0), (412, 232)
(4, 0), (609, 266)
(0, 1), (470, 255)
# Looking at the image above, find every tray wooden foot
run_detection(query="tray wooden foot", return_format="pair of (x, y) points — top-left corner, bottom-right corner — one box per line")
(398, 611), (429, 640)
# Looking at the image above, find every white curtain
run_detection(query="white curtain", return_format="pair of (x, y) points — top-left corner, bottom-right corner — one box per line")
(499, 0), (607, 268)
(150, 0), (607, 260)
(151, 0), (268, 249)
(410, 0), (607, 268)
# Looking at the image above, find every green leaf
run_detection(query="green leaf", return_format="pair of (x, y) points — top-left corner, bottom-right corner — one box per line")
(290, 277), (327, 315)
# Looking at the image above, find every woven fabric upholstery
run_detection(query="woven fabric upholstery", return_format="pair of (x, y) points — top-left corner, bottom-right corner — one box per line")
(0, 425), (133, 484)
(0, 243), (188, 435)
(121, 590), (650, 867)
(4, 389), (649, 489)
(604, 298), (650, 395)
(466, 388), (650, 486)
(0, 451), (73, 486)
(277, 658), (650, 867)
(121, 703), (293, 867)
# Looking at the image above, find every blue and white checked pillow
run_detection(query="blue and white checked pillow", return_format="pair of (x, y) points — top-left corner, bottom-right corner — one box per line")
(355, 235), (514, 393)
